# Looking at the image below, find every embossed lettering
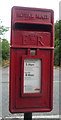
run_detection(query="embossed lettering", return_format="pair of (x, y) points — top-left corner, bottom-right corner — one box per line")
(22, 33), (45, 46)
(17, 12), (34, 19)
(36, 14), (48, 19)
(37, 35), (45, 46)
(23, 34), (37, 45)
(16, 11), (49, 20)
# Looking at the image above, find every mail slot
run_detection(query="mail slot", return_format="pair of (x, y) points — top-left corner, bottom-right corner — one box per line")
(9, 6), (54, 113)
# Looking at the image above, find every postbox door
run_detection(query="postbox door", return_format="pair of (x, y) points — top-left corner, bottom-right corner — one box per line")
(10, 48), (53, 112)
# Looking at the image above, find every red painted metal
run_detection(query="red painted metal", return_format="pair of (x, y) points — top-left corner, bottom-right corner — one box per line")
(9, 6), (54, 113)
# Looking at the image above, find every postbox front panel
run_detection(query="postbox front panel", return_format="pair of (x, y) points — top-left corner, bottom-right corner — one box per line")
(9, 6), (54, 113)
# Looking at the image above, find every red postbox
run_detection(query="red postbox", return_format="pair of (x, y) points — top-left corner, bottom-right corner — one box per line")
(9, 6), (54, 113)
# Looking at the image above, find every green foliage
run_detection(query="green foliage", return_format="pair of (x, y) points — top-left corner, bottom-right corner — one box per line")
(0, 20), (9, 34)
(0, 40), (2, 65)
(0, 25), (8, 36)
(2, 39), (10, 60)
(54, 45), (59, 66)
(59, 20), (61, 66)
(54, 20), (59, 66)
(55, 20), (59, 40)
(0, 20), (9, 64)
(59, 20), (61, 39)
